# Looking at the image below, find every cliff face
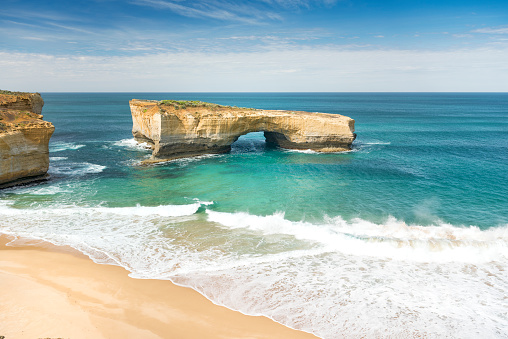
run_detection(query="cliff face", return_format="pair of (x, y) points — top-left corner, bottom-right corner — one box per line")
(0, 91), (55, 188)
(130, 99), (356, 162)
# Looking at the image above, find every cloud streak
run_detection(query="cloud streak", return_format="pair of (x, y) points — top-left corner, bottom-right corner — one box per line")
(132, 0), (283, 23)
(472, 26), (508, 34)
(260, 0), (339, 9)
(2, 46), (508, 92)
(44, 22), (97, 35)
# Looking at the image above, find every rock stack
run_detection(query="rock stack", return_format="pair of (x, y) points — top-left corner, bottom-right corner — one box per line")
(0, 91), (54, 188)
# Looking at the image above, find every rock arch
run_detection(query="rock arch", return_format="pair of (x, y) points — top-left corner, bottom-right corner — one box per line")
(130, 99), (356, 163)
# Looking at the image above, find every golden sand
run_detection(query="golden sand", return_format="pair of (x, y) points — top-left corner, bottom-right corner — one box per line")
(0, 235), (317, 339)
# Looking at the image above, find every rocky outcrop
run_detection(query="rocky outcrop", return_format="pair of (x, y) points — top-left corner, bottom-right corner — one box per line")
(130, 99), (356, 162)
(0, 91), (55, 188)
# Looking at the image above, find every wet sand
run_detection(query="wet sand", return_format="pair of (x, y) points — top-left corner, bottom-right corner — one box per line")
(0, 235), (317, 339)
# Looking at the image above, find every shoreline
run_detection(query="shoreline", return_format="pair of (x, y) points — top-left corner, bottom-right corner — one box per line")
(0, 234), (318, 339)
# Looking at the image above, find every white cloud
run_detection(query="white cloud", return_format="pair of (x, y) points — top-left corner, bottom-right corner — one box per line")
(260, 0), (339, 9)
(1, 46), (508, 92)
(20, 36), (47, 41)
(472, 26), (508, 34)
(453, 34), (473, 38)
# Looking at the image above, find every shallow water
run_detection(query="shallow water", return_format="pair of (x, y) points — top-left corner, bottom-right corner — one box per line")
(1, 93), (507, 338)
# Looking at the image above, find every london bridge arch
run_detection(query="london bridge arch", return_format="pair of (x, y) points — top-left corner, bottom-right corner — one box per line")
(130, 99), (356, 163)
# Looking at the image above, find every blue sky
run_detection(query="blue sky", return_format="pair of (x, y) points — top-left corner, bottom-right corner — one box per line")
(1, 0), (508, 91)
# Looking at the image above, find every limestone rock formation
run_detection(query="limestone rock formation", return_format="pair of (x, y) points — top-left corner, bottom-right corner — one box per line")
(0, 91), (55, 188)
(130, 99), (356, 162)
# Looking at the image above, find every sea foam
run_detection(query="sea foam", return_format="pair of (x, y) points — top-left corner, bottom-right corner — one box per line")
(49, 162), (106, 176)
(113, 138), (152, 151)
(23, 185), (73, 195)
(105, 203), (206, 217)
(50, 142), (85, 152)
(49, 156), (68, 161)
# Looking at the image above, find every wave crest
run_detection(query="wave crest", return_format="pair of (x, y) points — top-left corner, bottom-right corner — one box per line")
(206, 210), (508, 263)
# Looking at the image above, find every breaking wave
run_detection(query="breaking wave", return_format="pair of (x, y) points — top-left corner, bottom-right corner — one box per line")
(113, 138), (152, 151)
(50, 141), (85, 152)
(207, 210), (508, 263)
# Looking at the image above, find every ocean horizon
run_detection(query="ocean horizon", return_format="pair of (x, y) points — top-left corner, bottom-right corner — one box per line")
(1, 92), (507, 338)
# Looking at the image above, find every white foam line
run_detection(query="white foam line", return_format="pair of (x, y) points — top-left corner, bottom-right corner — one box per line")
(159, 273), (319, 339)
(206, 210), (508, 263)
(103, 203), (202, 217)
(0, 201), (212, 218)
(112, 138), (152, 151)
(49, 163), (106, 176)
(25, 186), (72, 195)
(361, 141), (391, 145)
(0, 230), (123, 267)
(284, 149), (318, 154)
(284, 148), (357, 155)
(50, 142), (86, 152)
(169, 248), (328, 276)
(153, 153), (223, 166)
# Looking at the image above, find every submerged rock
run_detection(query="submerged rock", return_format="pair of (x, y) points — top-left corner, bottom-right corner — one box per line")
(130, 99), (356, 162)
(0, 91), (55, 188)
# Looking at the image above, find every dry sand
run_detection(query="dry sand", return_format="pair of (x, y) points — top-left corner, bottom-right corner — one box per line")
(0, 235), (317, 339)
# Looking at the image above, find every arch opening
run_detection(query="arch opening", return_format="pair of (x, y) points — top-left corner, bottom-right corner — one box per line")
(230, 131), (268, 154)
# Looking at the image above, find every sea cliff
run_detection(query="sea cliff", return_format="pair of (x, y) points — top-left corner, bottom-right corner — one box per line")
(0, 91), (55, 188)
(130, 99), (356, 162)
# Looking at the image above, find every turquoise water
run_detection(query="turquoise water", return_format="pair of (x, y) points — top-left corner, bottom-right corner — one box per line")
(1, 93), (508, 338)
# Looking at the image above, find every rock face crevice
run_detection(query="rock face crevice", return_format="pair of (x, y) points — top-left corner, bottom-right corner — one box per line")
(0, 91), (54, 188)
(130, 99), (356, 162)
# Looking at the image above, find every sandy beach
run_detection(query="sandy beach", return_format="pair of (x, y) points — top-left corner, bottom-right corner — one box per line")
(0, 235), (317, 339)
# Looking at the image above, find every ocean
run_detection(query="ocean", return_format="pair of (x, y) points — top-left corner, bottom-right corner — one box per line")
(1, 93), (507, 338)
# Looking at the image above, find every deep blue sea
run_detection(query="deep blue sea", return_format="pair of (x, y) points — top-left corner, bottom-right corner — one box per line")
(1, 93), (507, 338)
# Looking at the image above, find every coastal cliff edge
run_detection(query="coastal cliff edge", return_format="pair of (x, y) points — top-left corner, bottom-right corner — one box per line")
(0, 91), (54, 188)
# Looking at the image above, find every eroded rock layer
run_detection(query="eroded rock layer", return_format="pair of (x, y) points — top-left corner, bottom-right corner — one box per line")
(0, 91), (55, 188)
(130, 99), (356, 162)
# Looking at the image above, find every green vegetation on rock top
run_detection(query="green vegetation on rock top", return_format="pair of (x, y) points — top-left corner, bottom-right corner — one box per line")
(0, 90), (30, 95)
(159, 100), (227, 109)
(158, 99), (255, 110)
